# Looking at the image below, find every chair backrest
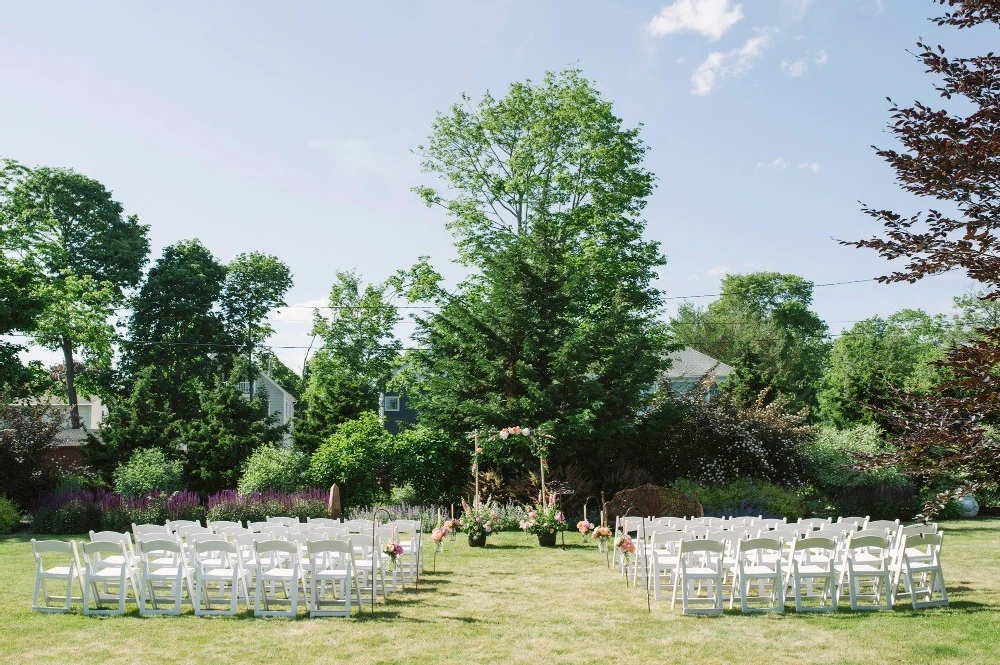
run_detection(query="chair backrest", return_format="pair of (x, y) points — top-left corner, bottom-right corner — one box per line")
(307, 517), (342, 527)
(140, 538), (182, 555)
(900, 531), (944, 561)
(649, 530), (688, 551)
(89, 530), (134, 551)
(307, 538), (353, 560)
(266, 516), (300, 526)
(791, 536), (838, 564)
(855, 527), (892, 541)
(736, 537), (783, 566)
(254, 538), (299, 564)
(247, 521), (269, 533)
(679, 539), (725, 555)
(393, 520), (421, 536)
(756, 518), (787, 530)
(187, 533), (227, 546)
(82, 540), (126, 557)
(684, 525), (712, 538)
(620, 516), (643, 535)
(865, 519), (900, 534)
(132, 523), (169, 538)
(32, 539), (80, 570)
(846, 534), (891, 561)
(817, 523), (858, 541)
(797, 517), (833, 531)
(218, 526), (251, 538)
(208, 520), (242, 532)
(193, 539), (238, 556)
(176, 524), (212, 539)
(167, 519), (201, 532)
(837, 516), (868, 529)
(769, 524), (809, 541)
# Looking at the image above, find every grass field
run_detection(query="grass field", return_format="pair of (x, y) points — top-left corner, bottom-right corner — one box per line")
(2, 521), (999, 664)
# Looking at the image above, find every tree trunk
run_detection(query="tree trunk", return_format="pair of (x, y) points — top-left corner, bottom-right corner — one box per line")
(61, 337), (81, 429)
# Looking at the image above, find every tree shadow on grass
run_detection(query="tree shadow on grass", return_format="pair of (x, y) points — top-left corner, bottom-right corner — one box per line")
(483, 544), (533, 550)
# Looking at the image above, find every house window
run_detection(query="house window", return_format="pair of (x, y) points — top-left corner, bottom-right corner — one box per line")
(238, 381), (251, 395)
(384, 395), (400, 412)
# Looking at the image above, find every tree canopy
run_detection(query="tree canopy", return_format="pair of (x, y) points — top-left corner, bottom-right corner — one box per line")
(399, 69), (669, 485)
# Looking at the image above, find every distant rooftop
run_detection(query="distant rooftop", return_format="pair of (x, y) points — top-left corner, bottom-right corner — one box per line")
(663, 347), (733, 380)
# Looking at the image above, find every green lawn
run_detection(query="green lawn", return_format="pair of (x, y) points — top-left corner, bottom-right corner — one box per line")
(2, 521), (999, 664)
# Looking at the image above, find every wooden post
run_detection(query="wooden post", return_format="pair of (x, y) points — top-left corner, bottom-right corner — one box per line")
(473, 431), (480, 508)
(539, 454), (546, 504)
(327, 484), (342, 519)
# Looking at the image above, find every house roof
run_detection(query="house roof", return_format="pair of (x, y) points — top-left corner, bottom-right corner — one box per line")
(256, 372), (297, 403)
(663, 347), (733, 380)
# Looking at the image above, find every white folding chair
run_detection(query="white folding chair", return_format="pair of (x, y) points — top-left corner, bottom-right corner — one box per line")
(132, 523), (170, 540)
(307, 517), (342, 528)
(649, 531), (688, 601)
(307, 539), (363, 617)
(731, 537), (784, 613)
(193, 540), (247, 616)
(755, 517), (787, 531)
(843, 534), (892, 611)
(30, 539), (82, 613)
(254, 539), (305, 617)
(894, 531), (948, 609)
(138, 539), (193, 615)
(866, 519), (900, 536)
(81, 541), (138, 615)
(348, 533), (388, 602)
(393, 520), (423, 579)
(89, 530), (136, 570)
(786, 537), (839, 612)
(671, 539), (726, 615)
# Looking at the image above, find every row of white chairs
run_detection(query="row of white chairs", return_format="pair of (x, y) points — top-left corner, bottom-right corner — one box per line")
(30, 516), (423, 618)
(614, 515), (947, 614)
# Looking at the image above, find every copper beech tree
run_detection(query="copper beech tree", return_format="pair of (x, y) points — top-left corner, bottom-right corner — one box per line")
(846, 0), (1000, 517)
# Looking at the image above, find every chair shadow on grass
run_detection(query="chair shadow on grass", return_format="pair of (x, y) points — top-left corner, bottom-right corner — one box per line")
(483, 543), (533, 550)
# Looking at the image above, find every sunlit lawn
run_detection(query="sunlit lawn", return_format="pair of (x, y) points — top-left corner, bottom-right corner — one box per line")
(2, 521), (999, 664)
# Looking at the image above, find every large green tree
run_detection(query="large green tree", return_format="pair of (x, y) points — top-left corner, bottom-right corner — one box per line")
(0, 257), (43, 394)
(817, 310), (948, 428)
(295, 271), (401, 453)
(398, 70), (669, 483)
(220, 252), (292, 399)
(121, 239), (229, 417)
(669, 272), (828, 414)
(0, 159), (149, 427)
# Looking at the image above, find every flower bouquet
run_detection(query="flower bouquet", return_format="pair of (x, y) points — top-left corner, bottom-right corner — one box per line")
(383, 540), (404, 571)
(577, 519), (594, 543)
(444, 518), (461, 541)
(431, 524), (451, 553)
(592, 525), (613, 553)
(521, 493), (567, 546)
(460, 497), (498, 547)
(614, 533), (636, 565)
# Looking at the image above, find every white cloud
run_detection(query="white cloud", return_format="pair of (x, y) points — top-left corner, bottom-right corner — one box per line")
(686, 273), (700, 281)
(780, 59), (809, 77)
(782, 0), (813, 21)
(756, 157), (789, 171)
(797, 161), (821, 173)
(691, 30), (774, 95)
(308, 136), (379, 171)
(707, 265), (731, 277)
(647, 0), (743, 41)
(814, 49), (829, 66)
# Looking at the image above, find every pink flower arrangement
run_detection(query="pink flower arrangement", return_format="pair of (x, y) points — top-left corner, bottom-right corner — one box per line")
(577, 519), (594, 536)
(432, 526), (450, 543)
(382, 540), (405, 570)
(614, 534), (636, 564)
(592, 525), (613, 542)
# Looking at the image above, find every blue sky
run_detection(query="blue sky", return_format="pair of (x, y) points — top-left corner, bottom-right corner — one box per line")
(1, 0), (993, 373)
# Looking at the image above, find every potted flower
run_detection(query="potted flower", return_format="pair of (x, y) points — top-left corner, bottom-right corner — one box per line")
(460, 497), (499, 547)
(521, 493), (567, 547)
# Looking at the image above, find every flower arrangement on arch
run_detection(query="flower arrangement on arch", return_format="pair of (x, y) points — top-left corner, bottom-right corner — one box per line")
(460, 497), (499, 542)
(520, 492), (567, 536)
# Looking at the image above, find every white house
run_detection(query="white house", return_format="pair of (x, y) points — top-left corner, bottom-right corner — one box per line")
(239, 372), (296, 444)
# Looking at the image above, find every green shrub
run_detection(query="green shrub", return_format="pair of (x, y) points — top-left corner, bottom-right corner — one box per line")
(113, 448), (184, 497)
(308, 412), (391, 507)
(391, 425), (466, 502)
(0, 497), (21, 534)
(800, 425), (919, 520)
(238, 445), (308, 494)
(31, 492), (102, 534)
(672, 478), (805, 521)
(206, 489), (327, 524)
